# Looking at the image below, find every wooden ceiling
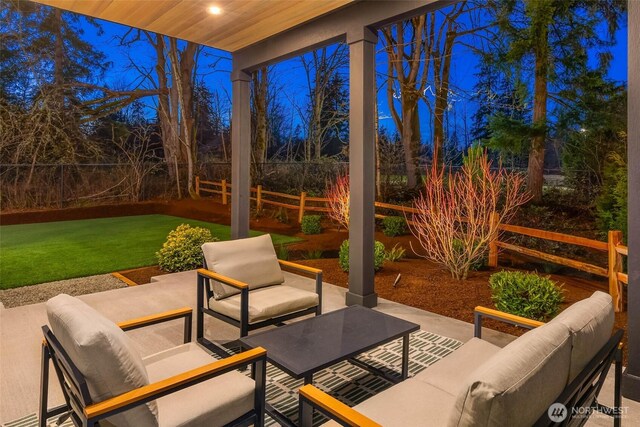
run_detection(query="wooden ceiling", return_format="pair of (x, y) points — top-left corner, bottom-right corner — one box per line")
(32, 0), (355, 51)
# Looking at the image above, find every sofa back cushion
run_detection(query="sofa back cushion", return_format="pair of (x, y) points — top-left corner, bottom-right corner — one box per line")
(202, 234), (285, 300)
(449, 322), (571, 427)
(46, 294), (158, 427)
(549, 291), (614, 381)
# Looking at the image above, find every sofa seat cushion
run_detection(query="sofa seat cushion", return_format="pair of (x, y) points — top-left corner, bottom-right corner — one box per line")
(414, 338), (500, 395)
(323, 379), (456, 427)
(450, 322), (572, 427)
(202, 234), (285, 300)
(46, 294), (158, 427)
(209, 285), (319, 324)
(144, 343), (255, 427)
(549, 291), (614, 382)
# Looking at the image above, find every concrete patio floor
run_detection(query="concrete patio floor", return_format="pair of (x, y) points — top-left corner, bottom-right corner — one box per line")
(1, 270), (637, 426)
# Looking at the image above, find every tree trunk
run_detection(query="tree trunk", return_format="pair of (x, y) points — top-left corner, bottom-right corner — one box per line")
(382, 19), (425, 190)
(528, 25), (549, 202)
(169, 38), (198, 196)
(252, 67), (268, 179)
(432, 19), (456, 168)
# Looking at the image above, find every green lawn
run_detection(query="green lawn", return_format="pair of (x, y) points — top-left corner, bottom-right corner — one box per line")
(0, 214), (300, 289)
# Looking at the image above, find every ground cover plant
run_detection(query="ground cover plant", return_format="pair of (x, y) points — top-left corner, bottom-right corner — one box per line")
(0, 214), (299, 288)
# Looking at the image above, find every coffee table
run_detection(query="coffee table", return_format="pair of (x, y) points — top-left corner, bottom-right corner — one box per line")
(239, 305), (419, 426)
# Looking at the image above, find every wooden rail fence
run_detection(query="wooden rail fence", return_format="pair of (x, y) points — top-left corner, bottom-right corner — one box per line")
(196, 177), (629, 312)
(196, 178), (414, 223)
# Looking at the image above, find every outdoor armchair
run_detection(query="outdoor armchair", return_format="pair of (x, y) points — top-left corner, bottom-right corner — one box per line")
(196, 234), (322, 343)
(298, 291), (623, 427)
(39, 294), (267, 427)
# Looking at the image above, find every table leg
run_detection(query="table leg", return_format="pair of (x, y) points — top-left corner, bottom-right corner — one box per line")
(304, 374), (313, 385)
(402, 334), (410, 380)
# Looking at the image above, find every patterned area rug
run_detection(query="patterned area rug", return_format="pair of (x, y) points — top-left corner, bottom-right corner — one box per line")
(4, 330), (461, 427)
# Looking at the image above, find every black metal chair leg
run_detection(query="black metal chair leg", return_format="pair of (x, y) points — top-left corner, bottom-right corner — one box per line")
(39, 343), (51, 427)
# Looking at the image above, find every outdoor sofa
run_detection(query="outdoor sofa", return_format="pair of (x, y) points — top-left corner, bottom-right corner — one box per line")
(196, 234), (323, 342)
(299, 291), (623, 427)
(39, 294), (267, 427)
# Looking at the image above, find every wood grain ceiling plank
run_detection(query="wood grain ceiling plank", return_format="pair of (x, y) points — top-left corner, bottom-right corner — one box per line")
(217, 0), (350, 51)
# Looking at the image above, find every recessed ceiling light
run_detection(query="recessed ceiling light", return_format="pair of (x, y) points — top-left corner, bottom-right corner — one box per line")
(208, 5), (222, 15)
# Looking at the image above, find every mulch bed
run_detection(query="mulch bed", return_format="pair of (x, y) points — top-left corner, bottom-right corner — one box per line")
(297, 258), (629, 364)
(118, 266), (168, 285)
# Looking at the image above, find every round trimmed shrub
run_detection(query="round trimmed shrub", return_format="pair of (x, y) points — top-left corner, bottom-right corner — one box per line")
(489, 271), (564, 321)
(382, 216), (407, 237)
(156, 224), (217, 272)
(301, 215), (322, 235)
(339, 240), (386, 272)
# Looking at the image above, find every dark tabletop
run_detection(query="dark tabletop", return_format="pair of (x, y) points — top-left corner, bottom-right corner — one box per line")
(239, 305), (419, 378)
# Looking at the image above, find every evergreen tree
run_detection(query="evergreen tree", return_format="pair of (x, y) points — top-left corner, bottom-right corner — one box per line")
(485, 0), (625, 202)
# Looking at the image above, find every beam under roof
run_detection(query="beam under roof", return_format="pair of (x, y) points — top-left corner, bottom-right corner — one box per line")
(30, 0), (355, 52)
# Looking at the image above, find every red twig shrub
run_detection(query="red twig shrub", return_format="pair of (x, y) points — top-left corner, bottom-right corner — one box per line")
(409, 150), (531, 280)
(326, 174), (350, 230)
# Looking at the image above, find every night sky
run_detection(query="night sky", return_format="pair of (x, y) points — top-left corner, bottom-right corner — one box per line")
(77, 6), (628, 140)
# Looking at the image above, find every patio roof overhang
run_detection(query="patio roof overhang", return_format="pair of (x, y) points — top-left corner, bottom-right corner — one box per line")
(28, 0), (640, 402)
(30, 0), (356, 51)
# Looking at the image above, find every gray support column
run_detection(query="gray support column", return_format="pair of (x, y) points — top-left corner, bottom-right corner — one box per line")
(345, 27), (378, 308)
(230, 69), (251, 239)
(623, 0), (640, 402)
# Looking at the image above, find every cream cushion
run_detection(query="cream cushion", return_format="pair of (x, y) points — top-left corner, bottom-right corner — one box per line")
(143, 343), (255, 427)
(324, 379), (456, 427)
(46, 294), (158, 427)
(209, 285), (318, 324)
(202, 234), (285, 300)
(549, 291), (614, 381)
(414, 338), (500, 395)
(449, 322), (572, 427)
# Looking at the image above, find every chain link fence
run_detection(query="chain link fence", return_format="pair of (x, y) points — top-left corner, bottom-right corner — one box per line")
(0, 161), (569, 212)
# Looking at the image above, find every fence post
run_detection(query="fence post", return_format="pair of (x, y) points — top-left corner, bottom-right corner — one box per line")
(488, 211), (500, 267)
(221, 179), (228, 205)
(298, 191), (307, 223)
(256, 185), (262, 211)
(195, 176), (200, 197)
(608, 230), (624, 312)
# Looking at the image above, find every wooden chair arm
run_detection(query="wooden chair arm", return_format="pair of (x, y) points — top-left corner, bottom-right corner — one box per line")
(473, 306), (545, 338)
(84, 347), (267, 420)
(117, 307), (192, 331)
(299, 385), (381, 427)
(278, 259), (322, 276)
(197, 268), (249, 289)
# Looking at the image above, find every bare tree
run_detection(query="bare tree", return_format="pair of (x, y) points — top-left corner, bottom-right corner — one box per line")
(114, 125), (161, 202)
(382, 2), (473, 187)
(300, 45), (348, 160)
(409, 149), (530, 279)
(144, 32), (201, 197)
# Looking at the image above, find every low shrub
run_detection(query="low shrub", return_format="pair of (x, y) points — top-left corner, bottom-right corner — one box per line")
(489, 271), (564, 321)
(157, 224), (216, 272)
(339, 240), (386, 272)
(385, 244), (406, 262)
(382, 216), (407, 237)
(301, 215), (322, 235)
